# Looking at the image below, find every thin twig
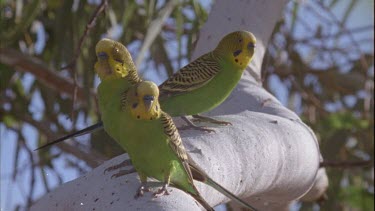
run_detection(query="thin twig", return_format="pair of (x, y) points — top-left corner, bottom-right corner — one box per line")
(320, 160), (372, 168)
(70, 73), (79, 122)
(314, 1), (369, 72)
(295, 25), (374, 43)
(61, 0), (109, 71)
(18, 132), (36, 209)
(0, 48), (95, 105)
(12, 137), (21, 181)
(1, 105), (106, 168)
(7, 127), (37, 208)
(60, 0), (108, 121)
(289, 76), (328, 114)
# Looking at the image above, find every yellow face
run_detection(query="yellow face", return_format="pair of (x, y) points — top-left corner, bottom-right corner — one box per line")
(127, 81), (161, 121)
(215, 30), (256, 70)
(94, 38), (131, 80)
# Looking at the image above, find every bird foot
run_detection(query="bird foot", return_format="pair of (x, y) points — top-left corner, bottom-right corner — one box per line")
(134, 185), (150, 199)
(178, 125), (216, 133)
(180, 116), (215, 133)
(192, 115), (232, 126)
(104, 159), (132, 173)
(153, 185), (170, 198)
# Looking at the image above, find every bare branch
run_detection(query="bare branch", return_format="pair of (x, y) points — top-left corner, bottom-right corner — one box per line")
(0, 48), (95, 105)
(320, 160), (372, 168)
(61, 0), (109, 70)
(313, 1), (369, 71)
(1, 105), (106, 168)
(59, 0), (108, 121)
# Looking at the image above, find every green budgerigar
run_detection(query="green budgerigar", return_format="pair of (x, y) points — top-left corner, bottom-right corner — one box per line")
(36, 31), (256, 149)
(34, 38), (141, 150)
(158, 30), (256, 117)
(99, 80), (256, 211)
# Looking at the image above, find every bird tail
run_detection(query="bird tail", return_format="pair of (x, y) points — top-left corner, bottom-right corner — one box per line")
(190, 192), (214, 211)
(189, 163), (257, 211)
(34, 122), (104, 151)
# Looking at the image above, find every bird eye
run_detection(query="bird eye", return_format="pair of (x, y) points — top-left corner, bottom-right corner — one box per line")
(97, 52), (108, 60)
(247, 42), (256, 49)
(143, 95), (155, 101)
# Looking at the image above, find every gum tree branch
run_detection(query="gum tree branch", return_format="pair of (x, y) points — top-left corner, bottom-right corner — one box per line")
(0, 48), (95, 105)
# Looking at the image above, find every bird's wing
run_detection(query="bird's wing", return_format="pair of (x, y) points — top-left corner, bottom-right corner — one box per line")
(159, 53), (220, 97)
(160, 112), (194, 181)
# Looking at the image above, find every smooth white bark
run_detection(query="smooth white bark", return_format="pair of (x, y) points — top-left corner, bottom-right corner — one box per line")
(31, 0), (327, 210)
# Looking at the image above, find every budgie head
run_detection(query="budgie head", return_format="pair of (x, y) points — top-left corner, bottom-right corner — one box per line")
(94, 38), (135, 81)
(214, 30), (256, 70)
(125, 81), (161, 120)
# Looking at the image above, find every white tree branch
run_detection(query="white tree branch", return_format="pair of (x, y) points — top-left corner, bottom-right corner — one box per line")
(31, 1), (327, 210)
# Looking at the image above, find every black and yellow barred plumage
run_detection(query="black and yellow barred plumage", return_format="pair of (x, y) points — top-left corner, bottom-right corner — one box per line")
(159, 53), (220, 96)
(160, 112), (189, 162)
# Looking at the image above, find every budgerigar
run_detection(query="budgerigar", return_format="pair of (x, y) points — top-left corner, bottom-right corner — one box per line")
(158, 30), (256, 117)
(99, 80), (256, 211)
(34, 38), (140, 150)
(37, 31), (256, 147)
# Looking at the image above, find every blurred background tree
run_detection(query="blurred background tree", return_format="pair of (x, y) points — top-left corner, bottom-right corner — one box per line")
(0, 0), (373, 210)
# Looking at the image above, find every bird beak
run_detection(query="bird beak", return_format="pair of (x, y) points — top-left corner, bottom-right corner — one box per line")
(143, 95), (155, 112)
(97, 52), (108, 60)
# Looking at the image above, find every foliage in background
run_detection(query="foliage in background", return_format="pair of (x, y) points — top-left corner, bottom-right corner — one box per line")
(262, 1), (374, 210)
(0, 0), (373, 210)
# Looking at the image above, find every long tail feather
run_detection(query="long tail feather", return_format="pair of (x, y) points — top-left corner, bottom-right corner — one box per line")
(34, 122), (103, 151)
(191, 193), (214, 211)
(204, 176), (257, 211)
(189, 164), (257, 211)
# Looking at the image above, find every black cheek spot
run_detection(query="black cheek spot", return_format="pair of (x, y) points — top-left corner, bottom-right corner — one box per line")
(235, 59), (238, 63)
(239, 39), (242, 42)
(114, 58), (124, 64)
(137, 115), (140, 119)
(150, 117), (153, 120)
(132, 103), (138, 108)
(233, 49), (242, 57)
